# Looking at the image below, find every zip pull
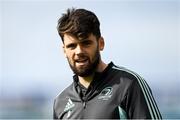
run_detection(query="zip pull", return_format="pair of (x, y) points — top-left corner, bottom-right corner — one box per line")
(83, 101), (86, 109)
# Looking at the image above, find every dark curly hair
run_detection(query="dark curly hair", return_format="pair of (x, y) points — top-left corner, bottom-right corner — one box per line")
(57, 8), (101, 43)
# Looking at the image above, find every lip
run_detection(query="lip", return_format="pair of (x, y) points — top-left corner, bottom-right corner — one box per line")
(75, 59), (88, 62)
(75, 59), (89, 66)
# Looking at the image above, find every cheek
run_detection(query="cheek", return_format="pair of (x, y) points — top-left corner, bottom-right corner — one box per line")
(66, 52), (74, 62)
(90, 47), (98, 60)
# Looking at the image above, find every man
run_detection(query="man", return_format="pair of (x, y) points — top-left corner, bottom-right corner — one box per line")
(53, 8), (162, 119)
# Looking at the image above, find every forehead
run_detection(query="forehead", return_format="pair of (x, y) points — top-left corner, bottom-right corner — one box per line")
(63, 33), (96, 45)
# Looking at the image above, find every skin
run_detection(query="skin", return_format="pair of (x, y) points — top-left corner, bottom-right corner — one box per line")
(63, 33), (107, 88)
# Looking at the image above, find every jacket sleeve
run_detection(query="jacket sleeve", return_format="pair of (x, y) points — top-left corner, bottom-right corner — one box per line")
(124, 78), (162, 119)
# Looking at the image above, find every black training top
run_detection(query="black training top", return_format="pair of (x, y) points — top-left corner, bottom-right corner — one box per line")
(53, 62), (162, 119)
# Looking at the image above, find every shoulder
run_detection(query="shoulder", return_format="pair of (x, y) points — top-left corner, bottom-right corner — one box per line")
(110, 63), (149, 91)
(111, 64), (143, 81)
(53, 83), (75, 116)
(54, 83), (74, 102)
(111, 63), (153, 99)
(54, 82), (75, 109)
(53, 83), (74, 118)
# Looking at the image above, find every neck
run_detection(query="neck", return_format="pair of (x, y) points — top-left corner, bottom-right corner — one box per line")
(78, 60), (107, 88)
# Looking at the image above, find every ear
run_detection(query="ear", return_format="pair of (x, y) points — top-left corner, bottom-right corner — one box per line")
(62, 45), (67, 58)
(98, 37), (105, 51)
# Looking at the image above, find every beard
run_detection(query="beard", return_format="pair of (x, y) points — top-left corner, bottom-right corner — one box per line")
(67, 49), (100, 77)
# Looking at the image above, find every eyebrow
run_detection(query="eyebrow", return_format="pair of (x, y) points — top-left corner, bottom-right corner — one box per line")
(80, 39), (92, 42)
(65, 43), (76, 48)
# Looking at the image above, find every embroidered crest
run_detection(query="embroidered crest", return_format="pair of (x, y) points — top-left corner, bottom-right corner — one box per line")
(98, 87), (113, 100)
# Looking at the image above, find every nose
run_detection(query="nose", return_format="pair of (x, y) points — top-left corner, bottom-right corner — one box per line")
(75, 45), (84, 55)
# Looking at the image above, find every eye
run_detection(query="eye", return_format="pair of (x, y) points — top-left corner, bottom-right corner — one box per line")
(82, 40), (92, 47)
(66, 43), (77, 49)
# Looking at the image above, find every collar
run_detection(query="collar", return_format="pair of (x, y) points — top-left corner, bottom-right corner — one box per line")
(73, 62), (114, 100)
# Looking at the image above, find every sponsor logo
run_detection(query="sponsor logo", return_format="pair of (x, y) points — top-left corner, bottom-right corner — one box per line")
(64, 98), (75, 112)
(98, 87), (113, 100)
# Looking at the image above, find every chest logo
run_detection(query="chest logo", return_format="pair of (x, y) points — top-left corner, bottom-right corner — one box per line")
(98, 87), (113, 100)
(64, 98), (75, 112)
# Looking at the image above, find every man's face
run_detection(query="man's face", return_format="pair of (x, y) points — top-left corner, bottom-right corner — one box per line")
(63, 33), (104, 77)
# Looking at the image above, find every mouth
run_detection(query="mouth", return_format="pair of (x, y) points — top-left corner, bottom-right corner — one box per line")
(75, 58), (89, 66)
